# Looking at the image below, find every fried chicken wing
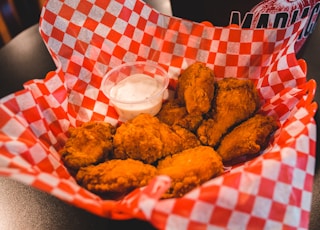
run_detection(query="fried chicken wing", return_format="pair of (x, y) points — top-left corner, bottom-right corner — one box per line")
(76, 159), (157, 197)
(157, 99), (187, 126)
(176, 62), (215, 115)
(157, 146), (224, 198)
(59, 121), (115, 170)
(217, 114), (278, 162)
(157, 99), (203, 132)
(172, 125), (201, 150)
(197, 78), (261, 147)
(113, 113), (200, 164)
(174, 114), (203, 133)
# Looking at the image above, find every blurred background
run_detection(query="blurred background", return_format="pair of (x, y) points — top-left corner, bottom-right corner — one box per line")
(0, 0), (48, 48)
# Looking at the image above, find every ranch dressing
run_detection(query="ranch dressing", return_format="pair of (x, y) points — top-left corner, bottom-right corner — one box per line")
(110, 73), (163, 120)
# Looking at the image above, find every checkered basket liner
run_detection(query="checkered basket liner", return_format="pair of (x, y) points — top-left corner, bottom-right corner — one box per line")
(0, 0), (317, 229)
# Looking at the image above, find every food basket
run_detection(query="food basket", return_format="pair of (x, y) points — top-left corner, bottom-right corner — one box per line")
(0, 0), (317, 229)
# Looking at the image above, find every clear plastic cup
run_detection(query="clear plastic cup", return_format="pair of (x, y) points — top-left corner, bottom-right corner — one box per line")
(101, 61), (169, 121)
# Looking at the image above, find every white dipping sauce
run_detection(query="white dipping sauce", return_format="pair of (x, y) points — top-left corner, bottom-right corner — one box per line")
(110, 73), (164, 120)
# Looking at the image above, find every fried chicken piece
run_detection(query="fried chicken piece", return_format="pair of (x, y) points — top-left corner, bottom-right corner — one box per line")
(217, 114), (278, 162)
(157, 99), (203, 132)
(113, 113), (200, 164)
(174, 114), (203, 133)
(59, 121), (115, 170)
(197, 78), (261, 147)
(76, 159), (157, 196)
(157, 146), (224, 198)
(157, 99), (187, 126)
(172, 125), (201, 150)
(176, 62), (215, 115)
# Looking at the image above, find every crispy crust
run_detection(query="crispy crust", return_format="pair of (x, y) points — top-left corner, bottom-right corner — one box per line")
(157, 146), (223, 198)
(176, 62), (215, 115)
(113, 114), (200, 164)
(217, 114), (278, 162)
(59, 121), (115, 170)
(76, 158), (157, 196)
(197, 78), (261, 147)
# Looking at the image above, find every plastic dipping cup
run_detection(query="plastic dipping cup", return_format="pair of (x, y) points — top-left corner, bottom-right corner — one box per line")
(101, 61), (169, 121)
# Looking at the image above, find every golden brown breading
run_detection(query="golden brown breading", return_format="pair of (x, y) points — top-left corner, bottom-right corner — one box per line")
(113, 113), (199, 164)
(176, 62), (215, 115)
(197, 78), (261, 147)
(157, 99), (203, 132)
(217, 114), (278, 162)
(172, 125), (201, 150)
(157, 146), (224, 198)
(76, 159), (157, 196)
(174, 114), (203, 133)
(157, 99), (187, 126)
(59, 121), (115, 170)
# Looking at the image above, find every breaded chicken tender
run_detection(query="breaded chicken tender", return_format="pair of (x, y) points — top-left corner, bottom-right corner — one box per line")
(197, 78), (261, 147)
(217, 114), (278, 162)
(59, 121), (115, 170)
(176, 62), (215, 115)
(76, 159), (157, 196)
(157, 99), (203, 132)
(157, 146), (224, 198)
(113, 114), (200, 164)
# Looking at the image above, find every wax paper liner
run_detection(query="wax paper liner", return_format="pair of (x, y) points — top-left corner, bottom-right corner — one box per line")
(0, 0), (318, 229)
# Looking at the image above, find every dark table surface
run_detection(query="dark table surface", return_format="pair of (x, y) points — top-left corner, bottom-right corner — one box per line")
(0, 6), (319, 230)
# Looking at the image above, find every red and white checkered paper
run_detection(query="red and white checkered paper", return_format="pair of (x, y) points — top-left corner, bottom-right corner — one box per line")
(0, 0), (318, 229)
